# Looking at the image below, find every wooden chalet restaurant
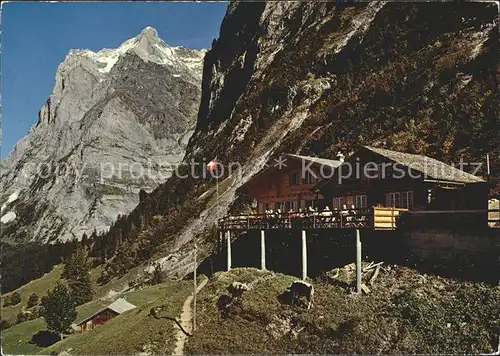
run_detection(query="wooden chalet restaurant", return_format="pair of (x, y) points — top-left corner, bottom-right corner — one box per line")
(217, 147), (499, 289)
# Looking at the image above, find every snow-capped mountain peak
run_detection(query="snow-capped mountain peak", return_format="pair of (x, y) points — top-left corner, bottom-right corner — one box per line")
(138, 26), (159, 40)
(63, 26), (206, 79)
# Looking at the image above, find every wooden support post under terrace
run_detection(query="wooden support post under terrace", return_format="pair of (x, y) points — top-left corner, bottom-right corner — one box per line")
(301, 230), (307, 280)
(260, 230), (266, 270)
(356, 229), (362, 294)
(226, 230), (232, 271)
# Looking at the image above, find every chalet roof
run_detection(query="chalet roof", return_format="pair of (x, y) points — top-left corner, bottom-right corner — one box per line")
(76, 298), (136, 326)
(107, 298), (137, 314)
(286, 154), (343, 169)
(363, 146), (485, 183)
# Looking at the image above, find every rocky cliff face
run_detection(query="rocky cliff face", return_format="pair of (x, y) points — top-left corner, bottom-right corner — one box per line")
(0, 27), (206, 243)
(191, 2), (498, 163)
(29, 3), (498, 276)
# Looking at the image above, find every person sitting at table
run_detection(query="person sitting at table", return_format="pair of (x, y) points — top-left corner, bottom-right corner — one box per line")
(340, 204), (349, 216)
(320, 206), (333, 217)
(349, 204), (357, 215)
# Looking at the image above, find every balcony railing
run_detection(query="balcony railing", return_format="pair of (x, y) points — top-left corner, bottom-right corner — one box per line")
(218, 208), (377, 230)
(218, 207), (498, 231)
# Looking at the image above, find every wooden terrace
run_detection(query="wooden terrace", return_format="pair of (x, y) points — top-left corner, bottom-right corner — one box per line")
(218, 206), (408, 231)
(217, 207), (498, 290)
(217, 209), (393, 292)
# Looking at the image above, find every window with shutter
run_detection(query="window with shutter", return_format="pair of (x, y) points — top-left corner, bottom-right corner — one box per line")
(355, 195), (367, 208)
(333, 197), (345, 209)
(386, 191), (412, 209)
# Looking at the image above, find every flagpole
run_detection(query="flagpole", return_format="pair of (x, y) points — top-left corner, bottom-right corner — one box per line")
(193, 237), (197, 332)
(215, 156), (220, 257)
(216, 156), (220, 223)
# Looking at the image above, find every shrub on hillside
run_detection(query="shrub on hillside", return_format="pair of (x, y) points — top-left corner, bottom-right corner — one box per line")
(2, 295), (12, 307)
(149, 263), (166, 285)
(97, 270), (111, 286)
(16, 311), (29, 324)
(27, 293), (39, 308)
(390, 285), (500, 354)
(15, 307), (41, 324)
(0, 319), (11, 330)
(5, 292), (22, 307)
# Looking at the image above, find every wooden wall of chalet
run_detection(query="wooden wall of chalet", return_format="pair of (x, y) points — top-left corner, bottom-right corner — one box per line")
(247, 159), (330, 213)
(319, 149), (428, 209)
(79, 309), (119, 332)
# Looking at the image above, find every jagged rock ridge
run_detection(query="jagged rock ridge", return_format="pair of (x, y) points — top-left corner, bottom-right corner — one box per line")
(0, 26), (206, 243)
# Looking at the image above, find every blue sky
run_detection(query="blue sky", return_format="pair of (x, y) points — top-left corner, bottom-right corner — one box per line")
(1, 1), (228, 158)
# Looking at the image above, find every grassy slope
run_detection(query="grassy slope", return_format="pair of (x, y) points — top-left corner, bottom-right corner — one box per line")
(3, 280), (192, 355)
(93, 265), (144, 300)
(41, 280), (192, 355)
(1, 261), (188, 355)
(186, 268), (298, 354)
(186, 267), (500, 355)
(2, 297), (108, 355)
(1, 265), (107, 326)
(4, 265), (499, 355)
(1, 265), (63, 325)
(1, 260), (140, 325)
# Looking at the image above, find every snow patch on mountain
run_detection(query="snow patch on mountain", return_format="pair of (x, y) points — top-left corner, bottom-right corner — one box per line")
(64, 26), (206, 82)
(1, 211), (17, 224)
(1, 191), (19, 214)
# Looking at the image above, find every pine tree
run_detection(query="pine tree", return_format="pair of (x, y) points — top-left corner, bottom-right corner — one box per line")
(61, 253), (77, 280)
(81, 233), (88, 246)
(41, 283), (77, 340)
(61, 247), (94, 306)
(69, 272), (94, 306)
